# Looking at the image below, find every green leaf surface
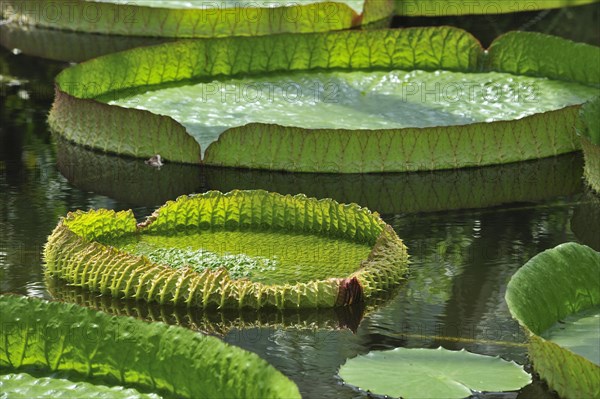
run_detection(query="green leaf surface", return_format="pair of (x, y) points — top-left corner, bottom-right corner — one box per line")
(505, 242), (600, 399)
(0, 373), (160, 399)
(338, 347), (531, 399)
(49, 27), (600, 171)
(1, 0), (391, 37)
(109, 69), (597, 156)
(395, 0), (599, 16)
(0, 295), (301, 399)
(44, 190), (409, 308)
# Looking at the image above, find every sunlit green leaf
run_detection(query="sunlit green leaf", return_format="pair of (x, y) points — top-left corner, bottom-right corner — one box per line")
(0, 295), (301, 398)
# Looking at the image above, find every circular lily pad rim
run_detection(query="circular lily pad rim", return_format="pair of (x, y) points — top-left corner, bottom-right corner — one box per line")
(47, 27), (599, 171)
(44, 190), (409, 309)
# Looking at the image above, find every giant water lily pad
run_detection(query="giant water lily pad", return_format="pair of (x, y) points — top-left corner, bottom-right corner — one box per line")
(49, 27), (600, 172)
(44, 190), (408, 309)
(1, 0), (391, 37)
(338, 347), (531, 399)
(505, 242), (600, 399)
(0, 295), (301, 398)
(577, 96), (600, 193)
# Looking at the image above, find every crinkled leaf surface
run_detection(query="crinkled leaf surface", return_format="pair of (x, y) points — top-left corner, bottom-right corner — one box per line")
(0, 295), (301, 399)
(338, 347), (531, 399)
(394, 0), (599, 16)
(44, 190), (408, 308)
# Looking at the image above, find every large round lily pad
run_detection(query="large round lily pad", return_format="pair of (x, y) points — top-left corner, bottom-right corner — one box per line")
(0, 295), (301, 398)
(505, 242), (600, 399)
(1, 0), (391, 37)
(44, 190), (408, 309)
(48, 27), (600, 172)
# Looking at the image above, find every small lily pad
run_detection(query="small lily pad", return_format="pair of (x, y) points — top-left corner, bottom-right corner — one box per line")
(44, 190), (409, 309)
(338, 347), (531, 399)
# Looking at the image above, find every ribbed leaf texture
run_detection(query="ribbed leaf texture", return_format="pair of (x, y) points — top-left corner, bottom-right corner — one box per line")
(0, 295), (301, 399)
(44, 190), (409, 309)
(505, 242), (600, 399)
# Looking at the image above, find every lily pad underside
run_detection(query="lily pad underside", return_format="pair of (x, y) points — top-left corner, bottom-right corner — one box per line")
(505, 242), (600, 399)
(49, 27), (600, 172)
(44, 190), (409, 309)
(0, 295), (301, 399)
(0, 0), (392, 37)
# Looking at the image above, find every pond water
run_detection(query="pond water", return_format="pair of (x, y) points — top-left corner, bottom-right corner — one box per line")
(1, 5), (600, 399)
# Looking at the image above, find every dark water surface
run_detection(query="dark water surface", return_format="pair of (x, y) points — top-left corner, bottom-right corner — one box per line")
(1, 4), (599, 398)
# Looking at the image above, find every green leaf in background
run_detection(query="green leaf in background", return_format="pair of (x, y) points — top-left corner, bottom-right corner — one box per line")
(0, 295), (301, 399)
(395, 0), (599, 16)
(1, 0), (392, 37)
(505, 242), (600, 399)
(49, 27), (600, 172)
(338, 347), (531, 399)
(44, 190), (409, 309)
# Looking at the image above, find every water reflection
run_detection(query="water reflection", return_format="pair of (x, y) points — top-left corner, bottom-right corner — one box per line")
(0, 23), (170, 62)
(56, 137), (585, 214)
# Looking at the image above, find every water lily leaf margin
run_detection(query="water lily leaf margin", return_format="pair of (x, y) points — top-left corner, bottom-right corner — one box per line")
(0, 0), (393, 37)
(338, 347), (531, 399)
(44, 190), (409, 309)
(49, 27), (600, 172)
(577, 97), (600, 193)
(394, 0), (599, 16)
(505, 242), (600, 399)
(0, 295), (301, 399)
